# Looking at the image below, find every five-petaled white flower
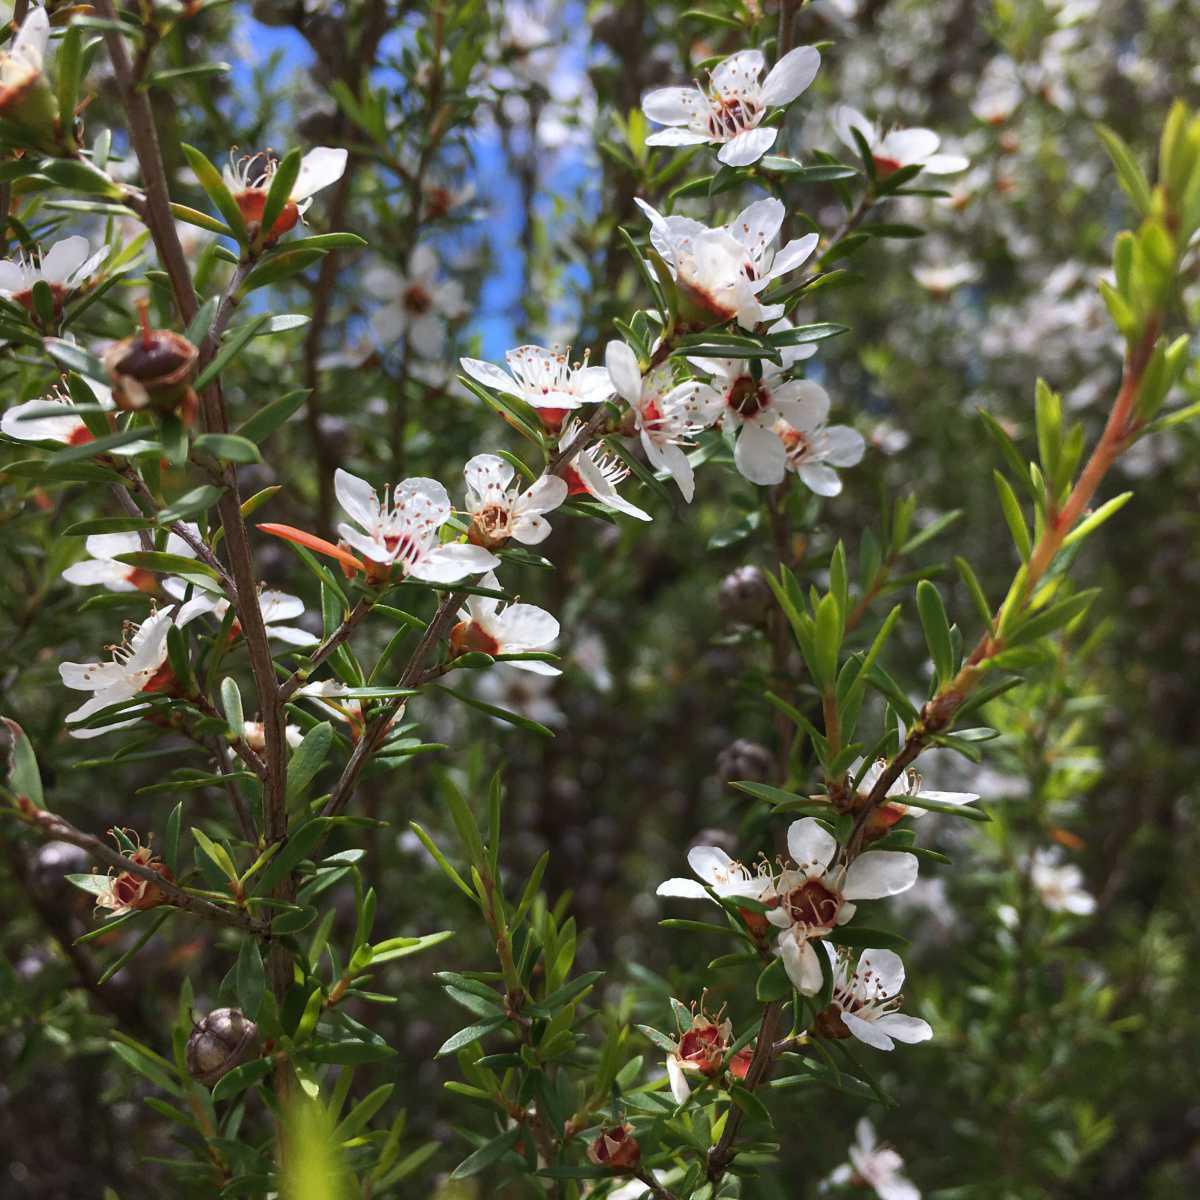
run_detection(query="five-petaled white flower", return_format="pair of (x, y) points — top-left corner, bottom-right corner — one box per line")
(827, 1119), (919, 1200)
(656, 844), (775, 904)
(636, 200), (786, 331)
(643, 46), (821, 166)
(463, 453), (568, 547)
(820, 944), (933, 1051)
(334, 468), (499, 580)
(606, 341), (722, 502)
(1029, 848), (1096, 915)
(0, 6), (50, 114)
(1, 381), (114, 446)
(460, 345), (614, 418)
(450, 572), (560, 675)
(223, 145), (348, 237)
(772, 382), (866, 496)
(365, 244), (467, 357)
(688, 353), (834, 487)
(768, 817), (919, 994)
(62, 528), (199, 595)
(833, 105), (968, 176)
(0, 235), (106, 310)
(557, 418), (652, 522)
(58, 611), (178, 739)
(165, 578), (319, 647)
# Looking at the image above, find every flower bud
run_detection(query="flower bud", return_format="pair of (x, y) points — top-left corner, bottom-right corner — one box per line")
(717, 564), (771, 625)
(586, 1123), (640, 1170)
(103, 309), (198, 415)
(0, 9), (59, 148)
(186, 1007), (260, 1086)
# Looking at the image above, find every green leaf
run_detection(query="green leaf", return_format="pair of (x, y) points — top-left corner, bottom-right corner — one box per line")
(47, 427), (153, 465)
(1063, 493), (1134, 547)
(191, 826), (239, 883)
(220, 678), (244, 737)
(896, 792), (990, 820)
(916, 580), (954, 683)
(210, 1057), (271, 1102)
(285, 722), (333, 803)
(170, 202), (234, 239)
(157, 485), (226, 523)
(194, 433), (261, 464)
(829, 927), (912, 951)
(435, 1017), (505, 1059)
(2, 717), (43, 808)
(434, 683), (555, 738)
(181, 142), (249, 244)
(450, 1126), (522, 1179)
(236, 937), (266, 1020)
(756, 957), (792, 1001)
(758, 157), (858, 182)
(193, 314), (269, 390)
(258, 147), (301, 240)
(1095, 123), (1153, 215)
(111, 550), (219, 580)
(254, 818), (331, 895)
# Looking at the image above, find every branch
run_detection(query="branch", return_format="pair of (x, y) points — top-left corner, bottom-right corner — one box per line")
(10, 804), (268, 936)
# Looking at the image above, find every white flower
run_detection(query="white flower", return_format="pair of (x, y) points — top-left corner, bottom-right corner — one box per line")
(334, 468), (500, 580)
(0, 235), (106, 307)
(450, 572), (560, 675)
(724, 198), (820, 290)
(773, 383), (865, 496)
(768, 818), (919, 994)
(1030, 848), (1095, 915)
(463, 453), (568, 546)
(460, 344), (614, 413)
(165, 578), (319, 647)
(688, 354), (834, 487)
(912, 262), (980, 296)
(657, 844), (775, 903)
(853, 758), (980, 823)
(61, 528), (199, 594)
(557, 418), (652, 522)
(365, 245), (466, 357)
(58, 611), (177, 739)
(0, 6), (50, 107)
(643, 46), (821, 166)
(605, 341), (722, 502)
(822, 945), (933, 1051)
(1, 382), (114, 446)
(474, 662), (564, 727)
(972, 56), (1023, 125)
(636, 199), (787, 331)
(828, 1120), (919, 1200)
(243, 721), (305, 751)
(294, 681), (383, 739)
(833, 105), (968, 176)
(223, 145), (347, 235)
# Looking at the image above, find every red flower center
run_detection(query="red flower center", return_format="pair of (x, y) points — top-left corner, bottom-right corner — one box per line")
(726, 375), (768, 419)
(235, 188), (300, 238)
(783, 878), (841, 929)
(449, 620), (501, 657)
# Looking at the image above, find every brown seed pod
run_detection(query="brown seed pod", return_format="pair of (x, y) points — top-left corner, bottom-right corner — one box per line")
(186, 1007), (260, 1086)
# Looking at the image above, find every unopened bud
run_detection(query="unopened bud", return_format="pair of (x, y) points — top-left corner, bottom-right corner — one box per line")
(186, 1007), (259, 1086)
(586, 1123), (640, 1170)
(0, 9), (59, 148)
(718, 564), (771, 625)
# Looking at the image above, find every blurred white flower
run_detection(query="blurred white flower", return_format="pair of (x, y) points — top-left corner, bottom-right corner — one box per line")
(62, 528), (199, 595)
(643, 46), (821, 166)
(912, 261), (980, 296)
(366, 245), (466, 356)
(474, 662), (564, 727)
(166, 578), (319, 647)
(833, 105), (968, 175)
(1030, 848), (1095, 915)
(827, 1119), (919, 1200)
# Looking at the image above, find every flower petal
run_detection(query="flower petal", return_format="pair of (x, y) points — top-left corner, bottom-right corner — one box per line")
(409, 542), (500, 584)
(642, 86), (704, 126)
(843, 850), (919, 900)
(786, 817), (837, 873)
(291, 147), (349, 201)
(759, 45), (821, 107)
(734, 421), (787, 486)
(334, 468), (380, 531)
(717, 127), (777, 167)
(605, 340), (643, 404)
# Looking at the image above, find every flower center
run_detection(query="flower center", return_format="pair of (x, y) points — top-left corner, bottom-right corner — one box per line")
(449, 620), (502, 658)
(124, 567), (159, 595)
(783, 878), (841, 930)
(67, 424), (94, 446)
(402, 283), (433, 315)
(561, 465), (590, 497)
(234, 188), (300, 237)
(707, 95), (760, 140)
(726, 375), (768, 419)
(141, 663), (177, 695)
(677, 1025), (726, 1075)
(873, 154), (903, 177)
